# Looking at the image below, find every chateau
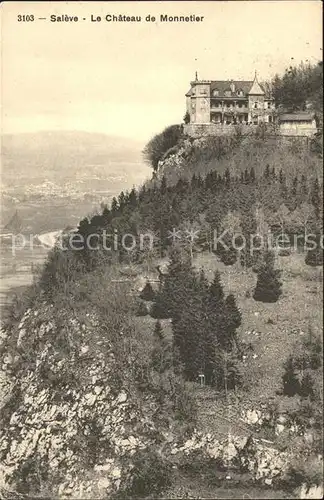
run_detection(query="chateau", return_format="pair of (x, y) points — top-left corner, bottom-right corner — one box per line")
(185, 72), (276, 126)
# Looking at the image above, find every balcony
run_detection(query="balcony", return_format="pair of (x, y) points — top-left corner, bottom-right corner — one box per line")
(210, 104), (248, 112)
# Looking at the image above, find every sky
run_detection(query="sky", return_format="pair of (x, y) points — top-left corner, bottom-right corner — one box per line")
(1, 1), (322, 141)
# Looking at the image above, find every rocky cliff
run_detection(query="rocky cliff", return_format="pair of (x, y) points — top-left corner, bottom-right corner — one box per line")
(1, 304), (322, 498)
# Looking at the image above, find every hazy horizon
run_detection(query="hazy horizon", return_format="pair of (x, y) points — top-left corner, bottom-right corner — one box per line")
(1, 1), (322, 141)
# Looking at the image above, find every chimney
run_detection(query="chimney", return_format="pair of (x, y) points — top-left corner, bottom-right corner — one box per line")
(230, 80), (235, 93)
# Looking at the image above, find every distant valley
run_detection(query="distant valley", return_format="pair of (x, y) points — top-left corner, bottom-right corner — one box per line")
(0, 130), (151, 313)
(1, 130), (150, 232)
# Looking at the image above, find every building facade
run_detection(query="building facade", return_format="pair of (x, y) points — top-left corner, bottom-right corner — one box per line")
(278, 112), (317, 136)
(185, 72), (276, 126)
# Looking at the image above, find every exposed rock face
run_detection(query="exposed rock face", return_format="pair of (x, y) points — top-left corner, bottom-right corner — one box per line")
(170, 430), (289, 482)
(0, 306), (161, 498)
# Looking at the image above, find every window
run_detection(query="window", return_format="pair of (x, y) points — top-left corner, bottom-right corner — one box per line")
(200, 88), (207, 95)
(267, 102), (271, 109)
(213, 89), (219, 97)
(237, 90), (244, 97)
(254, 102), (258, 109)
(225, 90), (231, 97)
(226, 103), (231, 108)
(238, 103), (243, 108)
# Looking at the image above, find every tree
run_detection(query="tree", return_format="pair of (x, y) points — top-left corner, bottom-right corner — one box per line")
(291, 202), (314, 246)
(153, 320), (164, 341)
(142, 125), (183, 171)
(140, 281), (156, 301)
(305, 237), (323, 267)
(310, 178), (321, 221)
(183, 111), (190, 124)
(272, 61), (323, 115)
(282, 355), (300, 397)
(136, 300), (149, 317)
(253, 251), (282, 303)
(204, 271), (225, 384)
(209, 271), (225, 305)
(224, 294), (241, 334)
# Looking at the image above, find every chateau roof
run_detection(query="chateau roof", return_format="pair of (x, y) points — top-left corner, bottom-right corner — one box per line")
(248, 74), (265, 95)
(186, 78), (271, 98)
(210, 80), (254, 97)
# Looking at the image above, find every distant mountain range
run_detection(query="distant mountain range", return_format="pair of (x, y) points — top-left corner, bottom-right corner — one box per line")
(1, 130), (150, 189)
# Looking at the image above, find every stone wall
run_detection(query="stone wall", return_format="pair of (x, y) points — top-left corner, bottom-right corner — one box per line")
(183, 123), (317, 139)
(183, 123), (259, 137)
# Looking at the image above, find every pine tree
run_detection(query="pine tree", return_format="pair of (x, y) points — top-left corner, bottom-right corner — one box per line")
(216, 234), (237, 266)
(305, 236), (323, 267)
(136, 301), (149, 317)
(153, 320), (164, 341)
(282, 355), (300, 397)
(225, 294), (242, 329)
(111, 197), (119, 216)
(270, 166), (276, 180)
(253, 251), (282, 303)
(216, 294), (242, 352)
(158, 246), (195, 321)
(291, 176), (298, 197)
(140, 281), (156, 301)
(264, 164), (270, 180)
(300, 174), (308, 197)
(240, 203), (259, 269)
(209, 271), (225, 305)
(299, 372), (315, 399)
(150, 293), (170, 319)
(195, 269), (211, 380)
(151, 321), (172, 374)
(172, 270), (205, 381)
(203, 271), (225, 384)
(310, 178), (321, 220)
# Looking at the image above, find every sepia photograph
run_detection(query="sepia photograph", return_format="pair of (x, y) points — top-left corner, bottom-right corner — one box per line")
(0, 1), (323, 498)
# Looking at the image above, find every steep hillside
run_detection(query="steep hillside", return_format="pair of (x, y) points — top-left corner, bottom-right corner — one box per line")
(0, 122), (322, 498)
(155, 133), (322, 185)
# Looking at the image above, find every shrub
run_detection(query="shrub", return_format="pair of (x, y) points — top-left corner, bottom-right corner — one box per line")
(136, 300), (149, 317)
(124, 448), (173, 498)
(142, 125), (183, 171)
(253, 251), (282, 303)
(305, 246), (323, 267)
(139, 282), (156, 301)
(282, 355), (301, 397)
(183, 111), (190, 124)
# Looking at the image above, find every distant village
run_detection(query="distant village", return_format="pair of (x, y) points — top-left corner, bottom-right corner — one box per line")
(184, 72), (318, 137)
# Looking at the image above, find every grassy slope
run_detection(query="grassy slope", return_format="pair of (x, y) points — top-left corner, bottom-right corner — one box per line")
(136, 250), (322, 405)
(133, 250), (322, 497)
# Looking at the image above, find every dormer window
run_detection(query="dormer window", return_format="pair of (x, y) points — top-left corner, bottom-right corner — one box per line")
(212, 89), (219, 97)
(224, 90), (231, 97)
(237, 90), (244, 97)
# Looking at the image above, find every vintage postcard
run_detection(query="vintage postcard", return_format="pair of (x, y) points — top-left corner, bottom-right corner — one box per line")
(0, 1), (323, 498)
